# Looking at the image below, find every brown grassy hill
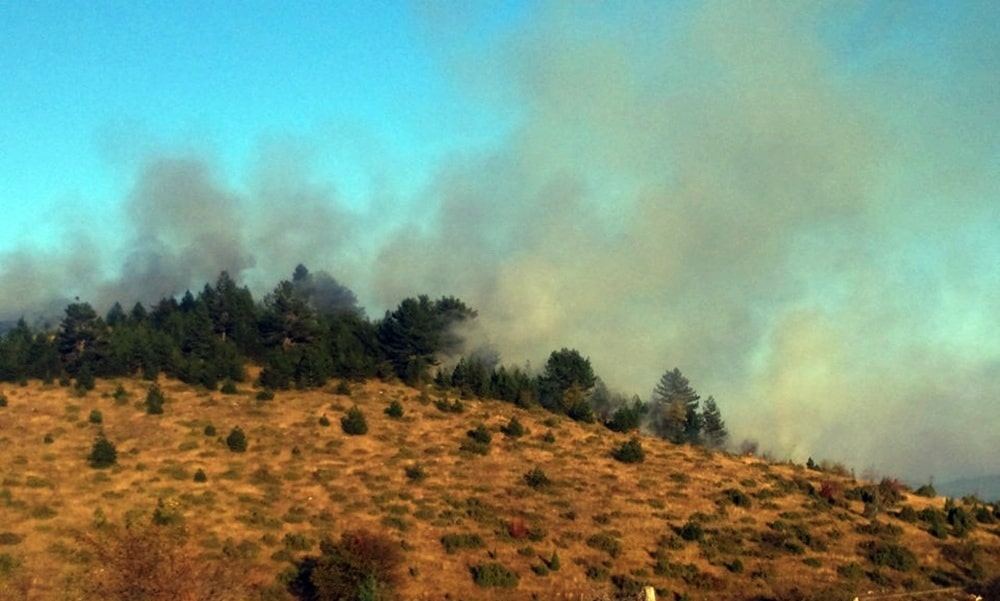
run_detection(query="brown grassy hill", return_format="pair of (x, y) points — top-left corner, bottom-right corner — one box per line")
(0, 377), (997, 601)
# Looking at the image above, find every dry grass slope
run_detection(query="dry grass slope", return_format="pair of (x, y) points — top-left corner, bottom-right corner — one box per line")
(0, 377), (998, 601)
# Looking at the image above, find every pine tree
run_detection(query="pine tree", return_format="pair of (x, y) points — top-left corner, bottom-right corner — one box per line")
(651, 367), (701, 444)
(88, 435), (118, 468)
(700, 396), (728, 448)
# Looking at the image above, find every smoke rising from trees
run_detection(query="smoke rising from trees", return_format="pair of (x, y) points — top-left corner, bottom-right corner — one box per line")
(1, 3), (997, 482)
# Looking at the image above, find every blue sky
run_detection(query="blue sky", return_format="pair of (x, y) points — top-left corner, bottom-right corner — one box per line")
(0, 1), (522, 248)
(1, 1), (998, 485)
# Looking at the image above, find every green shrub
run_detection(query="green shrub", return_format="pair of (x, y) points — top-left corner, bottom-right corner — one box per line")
(542, 430), (556, 444)
(88, 435), (118, 468)
(152, 498), (183, 526)
(471, 562), (519, 588)
(145, 384), (165, 415)
(307, 530), (403, 601)
(384, 400), (404, 419)
(947, 506), (975, 537)
(283, 532), (313, 552)
(404, 464), (426, 483)
(88, 409), (103, 424)
(318, 415), (331, 427)
(861, 540), (917, 572)
(524, 467), (551, 490)
(440, 533), (484, 554)
(0, 552), (22, 577)
(434, 397), (464, 413)
(43, 433), (54, 444)
(112, 384), (129, 405)
(460, 424), (492, 455)
(467, 424), (492, 444)
(914, 483), (936, 498)
(0, 532), (24, 546)
(203, 424), (216, 436)
(500, 416), (525, 438)
(226, 427), (248, 453)
(220, 379), (238, 394)
(256, 388), (275, 401)
(721, 488), (752, 508)
(76, 367), (96, 392)
(0, 393), (8, 408)
(193, 469), (208, 483)
(678, 520), (704, 542)
(341, 406), (368, 435)
(586, 532), (622, 558)
(612, 437), (645, 463)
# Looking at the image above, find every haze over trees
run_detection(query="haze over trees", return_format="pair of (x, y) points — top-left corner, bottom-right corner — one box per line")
(0, 265), (728, 449)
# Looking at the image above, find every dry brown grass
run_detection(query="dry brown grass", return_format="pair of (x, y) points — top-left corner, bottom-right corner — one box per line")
(0, 377), (997, 601)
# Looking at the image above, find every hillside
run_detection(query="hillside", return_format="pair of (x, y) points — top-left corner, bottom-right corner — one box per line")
(0, 377), (998, 601)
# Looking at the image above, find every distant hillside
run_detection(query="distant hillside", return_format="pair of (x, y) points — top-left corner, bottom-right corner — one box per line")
(0, 377), (998, 601)
(938, 475), (1000, 502)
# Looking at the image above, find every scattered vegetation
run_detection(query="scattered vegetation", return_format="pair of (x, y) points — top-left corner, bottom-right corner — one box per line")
(612, 437), (645, 463)
(225, 427), (248, 453)
(87, 435), (117, 468)
(471, 562), (519, 588)
(341, 406), (368, 435)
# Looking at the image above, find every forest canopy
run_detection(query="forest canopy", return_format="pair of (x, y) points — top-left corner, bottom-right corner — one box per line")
(0, 265), (726, 448)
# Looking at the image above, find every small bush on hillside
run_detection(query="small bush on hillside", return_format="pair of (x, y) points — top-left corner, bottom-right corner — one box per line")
(404, 464), (426, 483)
(612, 438), (645, 463)
(145, 384), (165, 415)
(384, 400), (404, 419)
(152, 498), (184, 526)
(500, 416), (526, 438)
(0, 392), (8, 408)
(318, 415), (331, 427)
(914, 483), (936, 498)
(112, 384), (129, 405)
(460, 424), (492, 455)
(226, 427), (248, 453)
(203, 424), (216, 436)
(467, 424), (492, 444)
(434, 397), (464, 413)
(88, 409), (103, 424)
(678, 520), (705, 542)
(586, 532), (622, 558)
(193, 469), (208, 483)
(895, 505), (919, 523)
(542, 430), (556, 444)
(76, 366), (96, 392)
(255, 388), (274, 401)
(524, 467), (552, 490)
(721, 488), (753, 508)
(947, 506), (975, 537)
(341, 406), (368, 435)
(305, 530), (403, 601)
(0, 532), (23, 546)
(88, 435), (118, 468)
(440, 533), (484, 554)
(471, 562), (519, 588)
(861, 540), (917, 572)
(220, 379), (238, 395)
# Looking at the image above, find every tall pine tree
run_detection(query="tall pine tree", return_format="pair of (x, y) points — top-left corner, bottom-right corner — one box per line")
(651, 367), (702, 444)
(700, 396), (728, 449)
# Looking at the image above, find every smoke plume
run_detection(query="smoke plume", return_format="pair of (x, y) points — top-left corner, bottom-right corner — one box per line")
(1, 2), (997, 483)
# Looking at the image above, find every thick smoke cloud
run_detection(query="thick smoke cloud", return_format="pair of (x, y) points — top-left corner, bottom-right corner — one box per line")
(1, 3), (996, 482)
